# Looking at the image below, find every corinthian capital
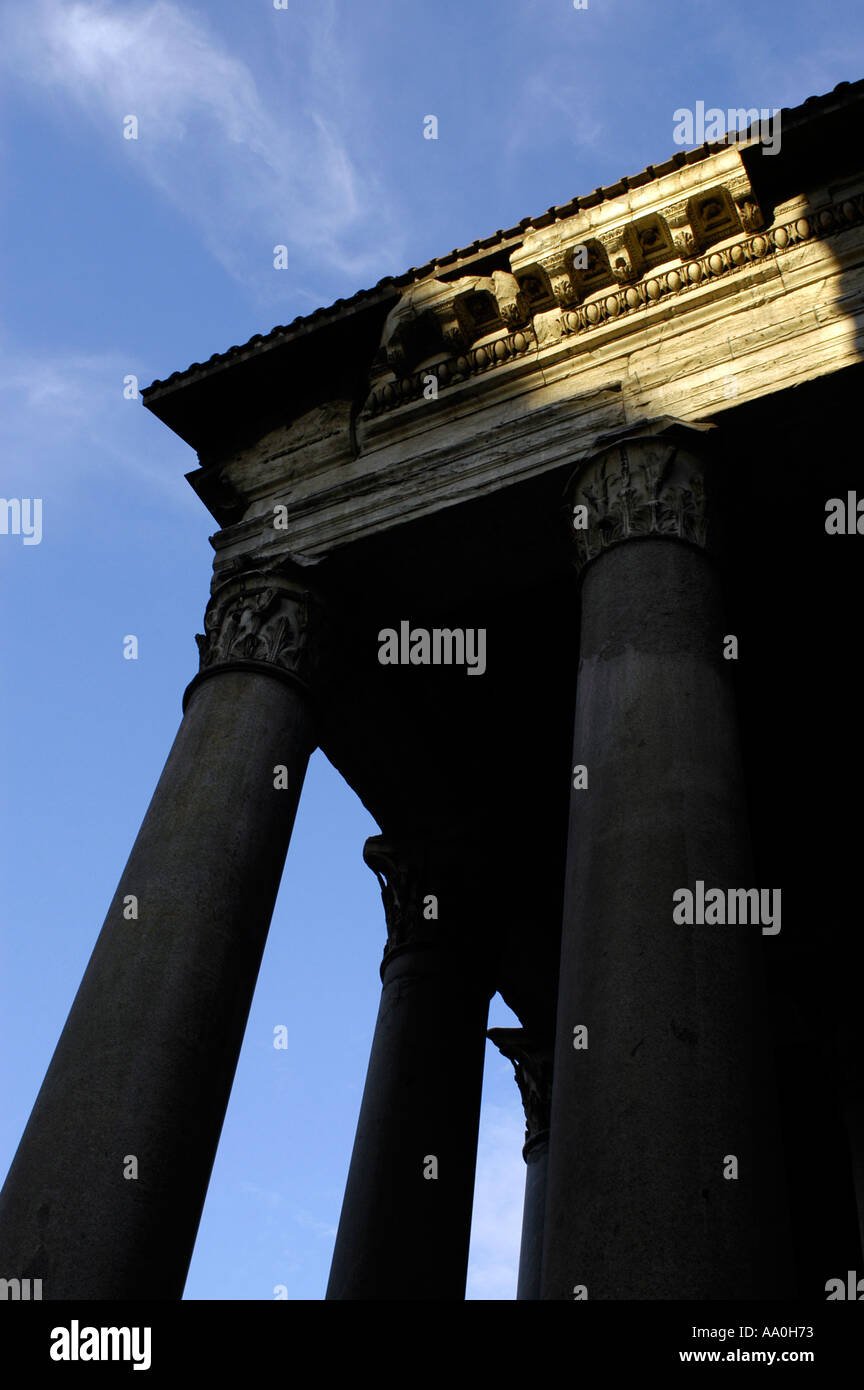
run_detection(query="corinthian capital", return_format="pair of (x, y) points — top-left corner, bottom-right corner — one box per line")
(363, 835), (442, 961)
(363, 831), (496, 978)
(487, 1028), (554, 1145)
(193, 569), (321, 693)
(566, 418), (714, 574)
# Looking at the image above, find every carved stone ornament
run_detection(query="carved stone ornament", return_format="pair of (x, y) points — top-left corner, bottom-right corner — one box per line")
(194, 570), (319, 690)
(540, 247), (581, 307)
(492, 270), (530, 329)
(736, 196), (764, 232)
(664, 201), (698, 258)
(567, 426), (711, 573)
(363, 835), (441, 959)
(598, 227), (643, 283)
(486, 1028), (554, 1143)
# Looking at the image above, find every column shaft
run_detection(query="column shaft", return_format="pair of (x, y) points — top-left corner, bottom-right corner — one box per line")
(0, 668), (313, 1299)
(517, 1134), (549, 1300)
(327, 948), (488, 1299)
(541, 534), (790, 1299)
(487, 1027), (553, 1301)
(326, 839), (490, 1300)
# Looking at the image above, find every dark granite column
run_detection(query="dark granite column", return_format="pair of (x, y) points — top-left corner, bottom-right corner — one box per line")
(540, 420), (791, 1300)
(326, 835), (492, 1300)
(0, 568), (320, 1299)
(487, 1029), (553, 1301)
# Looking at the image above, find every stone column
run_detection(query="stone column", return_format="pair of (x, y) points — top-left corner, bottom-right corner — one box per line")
(487, 1029), (553, 1301)
(540, 420), (791, 1300)
(326, 835), (492, 1300)
(0, 568), (320, 1299)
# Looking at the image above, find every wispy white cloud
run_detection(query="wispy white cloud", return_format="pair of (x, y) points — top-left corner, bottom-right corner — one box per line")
(293, 1207), (338, 1241)
(238, 1179), (285, 1212)
(503, 64), (607, 166)
(466, 1102), (525, 1301)
(0, 348), (198, 509)
(0, 0), (403, 287)
(238, 1184), (336, 1240)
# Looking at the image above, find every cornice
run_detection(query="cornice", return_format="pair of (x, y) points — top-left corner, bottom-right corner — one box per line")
(362, 183), (864, 420)
(145, 79), (864, 567)
(200, 169), (864, 568)
(142, 78), (864, 409)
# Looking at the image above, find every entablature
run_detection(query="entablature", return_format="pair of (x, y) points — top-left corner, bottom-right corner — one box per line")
(140, 82), (864, 573)
(203, 167), (864, 572)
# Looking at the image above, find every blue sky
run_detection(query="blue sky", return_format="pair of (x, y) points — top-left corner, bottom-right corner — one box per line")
(1, 0), (862, 1301)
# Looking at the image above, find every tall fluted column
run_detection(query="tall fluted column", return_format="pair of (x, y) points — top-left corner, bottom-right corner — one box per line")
(540, 420), (791, 1300)
(487, 1029), (553, 1301)
(0, 568), (321, 1299)
(326, 835), (492, 1300)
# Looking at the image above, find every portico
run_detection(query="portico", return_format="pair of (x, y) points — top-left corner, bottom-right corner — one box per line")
(2, 82), (864, 1299)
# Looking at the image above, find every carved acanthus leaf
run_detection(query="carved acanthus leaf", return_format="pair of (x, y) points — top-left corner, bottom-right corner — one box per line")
(664, 201), (698, 258)
(568, 430), (710, 571)
(538, 248), (582, 306)
(195, 570), (319, 688)
(363, 836), (439, 957)
(598, 227), (644, 283)
(487, 1028), (554, 1143)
